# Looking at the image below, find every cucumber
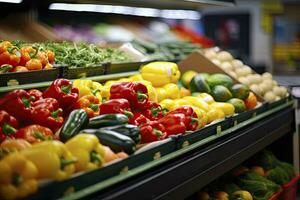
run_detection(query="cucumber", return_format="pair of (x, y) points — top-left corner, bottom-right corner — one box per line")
(83, 129), (135, 154)
(59, 109), (89, 142)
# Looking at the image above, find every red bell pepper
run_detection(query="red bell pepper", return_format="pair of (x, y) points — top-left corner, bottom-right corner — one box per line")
(0, 110), (18, 142)
(110, 82), (148, 110)
(100, 98), (133, 118)
(158, 113), (187, 136)
(167, 106), (199, 131)
(74, 95), (100, 118)
(140, 121), (167, 143)
(15, 125), (54, 144)
(31, 98), (64, 132)
(0, 41), (21, 67)
(0, 89), (35, 123)
(28, 89), (43, 101)
(43, 79), (79, 112)
(142, 101), (164, 121)
(129, 112), (149, 126)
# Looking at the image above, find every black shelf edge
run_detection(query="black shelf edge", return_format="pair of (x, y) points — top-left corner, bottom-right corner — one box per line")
(87, 105), (295, 200)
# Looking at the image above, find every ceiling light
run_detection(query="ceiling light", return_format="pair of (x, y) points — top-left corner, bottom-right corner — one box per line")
(0, 0), (22, 3)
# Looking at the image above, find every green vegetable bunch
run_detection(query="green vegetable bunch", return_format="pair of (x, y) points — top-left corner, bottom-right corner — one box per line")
(34, 41), (133, 68)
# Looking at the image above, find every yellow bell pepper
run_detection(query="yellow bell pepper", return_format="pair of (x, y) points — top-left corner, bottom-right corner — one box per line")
(140, 61), (181, 87)
(136, 80), (158, 102)
(104, 80), (118, 87)
(0, 153), (38, 200)
(211, 102), (235, 116)
(190, 106), (208, 128)
(180, 87), (191, 97)
(233, 191), (253, 200)
(65, 134), (105, 172)
(73, 79), (102, 103)
(206, 108), (225, 123)
(170, 99), (191, 110)
(101, 86), (111, 102)
(21, 141), (76, 181)
(156, 83), (180, 102)
(118, 78), (133, 82)
(195, 93), (215, 104)
(183, 96), (210, 112)
(159, 99), (174, 111)
(129, 74), (143, 81)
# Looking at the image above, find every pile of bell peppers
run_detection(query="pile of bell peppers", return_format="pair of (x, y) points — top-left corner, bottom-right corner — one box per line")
(100, 81), (199, 143)
(0, 40), (55, 73)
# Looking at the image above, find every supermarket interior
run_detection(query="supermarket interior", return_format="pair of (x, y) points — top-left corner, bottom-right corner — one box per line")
(0, 0), (300, 200)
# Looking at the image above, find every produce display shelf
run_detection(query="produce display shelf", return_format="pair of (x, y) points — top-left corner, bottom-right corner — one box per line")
(0, 71), (139, 94)
(51, 101), (294, 200)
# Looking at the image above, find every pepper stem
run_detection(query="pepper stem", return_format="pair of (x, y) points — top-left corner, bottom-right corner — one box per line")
(51, 108), (63, 118)
(124, 110), (134, 118)
(29, 46), (39, 58)
(137, 91), (148, 101)
(0, 64), (13, 74)
(32, 132), (46, 141)
(7, 47), (20, 56)
(153, 129), (163, 137)
(89, 103), (99, 112)
(162, 108), (169, 115)
(22, 97), (32, 108)
(191, 117), (199, 124)
(92, 89), (100, 96)
(90, 150), (101, 164)
(12, 173), (23, 186)
(61, 85), (72, 94)
(2, 123), (16, 135)
(151, 107), (160, 117)
(60, 157), (77, 170)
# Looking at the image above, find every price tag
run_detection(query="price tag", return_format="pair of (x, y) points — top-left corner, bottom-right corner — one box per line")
(182, 141), (189, 148)
(7, 79), (19, 86)
(252, 112), (257, 118)
(153, 152), (161, 160)
(78, 72), (87, 78)
(120, 166), (129, 174)
(216, 125), (222, 135)
(234, 120), (238, 126)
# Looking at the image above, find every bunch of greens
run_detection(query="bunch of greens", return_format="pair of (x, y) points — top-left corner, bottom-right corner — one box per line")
(34, 41), (133, 68)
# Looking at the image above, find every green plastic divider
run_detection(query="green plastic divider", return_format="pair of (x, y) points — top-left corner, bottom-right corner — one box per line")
(0, 71), (139, 93)
(59, 100), (294, 200)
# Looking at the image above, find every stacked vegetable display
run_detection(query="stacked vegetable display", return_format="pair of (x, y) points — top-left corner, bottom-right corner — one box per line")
(0, 60), (280, 199)
(0, 40), (55, 73)
(196, 150), (296, 200)
(203, 48), (288, 102)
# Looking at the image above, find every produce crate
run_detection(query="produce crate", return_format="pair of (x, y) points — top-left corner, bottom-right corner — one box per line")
(0, 66), (63, 87)
(268, 189), (283, 200)
(176, 118), (232, 149)
(61, 64), (109, 79)
(230, 103), (267, 125)
(27, 137), (177, 200)
(281, 174), (300, 200)
(108, 61), (152, 74)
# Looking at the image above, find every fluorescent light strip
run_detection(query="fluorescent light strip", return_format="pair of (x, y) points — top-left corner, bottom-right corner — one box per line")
(0, 0), (22, 3)
(49, 3), (201, 20)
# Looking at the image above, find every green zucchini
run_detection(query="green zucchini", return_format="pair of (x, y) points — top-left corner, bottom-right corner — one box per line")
(101, 124), (140, 144)
(87, 114), (128, 129)
(59, 109), (89, 142)
(83, 129), (135, 154)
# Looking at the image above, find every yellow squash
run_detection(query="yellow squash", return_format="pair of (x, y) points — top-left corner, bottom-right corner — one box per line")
(140, 62), (180, 87)
(211, 102), (235, 116)
(182, 96), (210, 112)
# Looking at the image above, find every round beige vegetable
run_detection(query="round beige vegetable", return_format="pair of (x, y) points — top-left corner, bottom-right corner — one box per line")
(262, 79), (273, 90)
(273, 86), (282, 96)
(211, 59), (221, 66)
(238, 77), (250, 85)
(275, 96), (281, 101)
(231, 59), (243, 69)
(262, 72), (273, 79)
(204, 50), (217, 59)
(250, 84), (262, 96)
(242, 65), (252, 76)
(252, 74), (263, 84)
(272, 80), (278, 86)
(279, 86), (288, 97)
(228, 71), (237, 78)
(217, 51), (233, 62)
(246, 74), (255, 85)
(264, 91), (276, 102)
(220, 61), (233, 71)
